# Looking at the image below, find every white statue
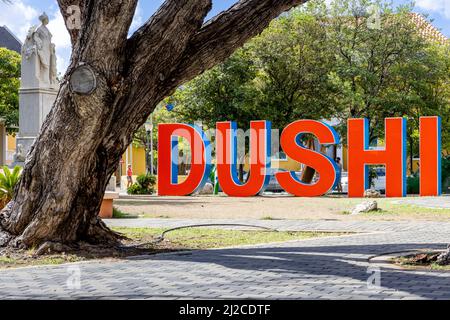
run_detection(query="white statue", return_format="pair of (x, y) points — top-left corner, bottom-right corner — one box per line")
(14, 144), (26, 163)
(21, 12), (58, 88)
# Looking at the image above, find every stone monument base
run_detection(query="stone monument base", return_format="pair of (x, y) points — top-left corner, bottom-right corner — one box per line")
(14, 87), (59, 165)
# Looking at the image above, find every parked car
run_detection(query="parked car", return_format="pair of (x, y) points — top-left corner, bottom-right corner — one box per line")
(334, 168), (386, 194)
(264, 168), (288, 193)
(241, 168), (294, 193)
(339, 172), (348, 194)
(372, 167), (386, 193)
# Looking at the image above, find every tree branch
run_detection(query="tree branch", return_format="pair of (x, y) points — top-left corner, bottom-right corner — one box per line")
(104, 0), (213, 161)
(106, 0), (309, 160)
(127, 0), (212, 79)
(170, 0), (309, 85)
(57, 0), (138, 62)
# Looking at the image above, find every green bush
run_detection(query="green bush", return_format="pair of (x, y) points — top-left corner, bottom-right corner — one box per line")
(137, 174), (156, 190)
(112, 207), (127, 218)
(405, 157), (450, 194)
(0, 166), (22, 209)
(407, 175), (420, 195)
(442, 156), (450, 193)
(127, 174), (156, 195)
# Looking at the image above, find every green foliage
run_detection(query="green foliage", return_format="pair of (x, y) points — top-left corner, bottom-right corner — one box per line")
(407, 175), (420, 195)
(173, 49), (260, 130)
(112, 207), (128, 219)
(443, 156), (450, 181)
(442, 156), (450, 193)
(405, 157), (450, 194)
(0, 166), (21, 208)
(137, 174), (156, 190)
(248, 8), (336, 128)
(0, 48), (20, 132)
(172, 9), (336, 130)
(321, 0), (449, 145)
(127, 174), (156, 195)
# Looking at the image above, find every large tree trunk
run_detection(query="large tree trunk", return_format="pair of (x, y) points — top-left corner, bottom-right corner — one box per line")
(0, 0), (307, 250)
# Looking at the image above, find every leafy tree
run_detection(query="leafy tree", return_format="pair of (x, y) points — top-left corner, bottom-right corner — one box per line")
(173, 7), (336, 130)
(0, 48), (20, 132)
(173, 49), (260, 130)
(172, 50), (261, 179)
(249, 6), (335, 128)
(396, 43), (450, 169)
(171, 0), (450, 180)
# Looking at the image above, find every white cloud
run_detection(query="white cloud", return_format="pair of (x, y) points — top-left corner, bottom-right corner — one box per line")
(0, 1), (72, 73)
(0, 0), (38, 41)
(48, 10), (72, 73)
(130, 3), (144, 34)
(416, 0), (450, 19)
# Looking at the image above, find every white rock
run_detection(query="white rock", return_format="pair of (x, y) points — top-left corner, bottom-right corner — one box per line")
(198, 183), (214, 195)
(351, 201), (378, 215)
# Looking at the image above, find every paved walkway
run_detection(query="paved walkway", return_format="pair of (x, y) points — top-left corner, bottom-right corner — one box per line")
(395, 196), (450, 209)
(1, 219), (450, 300)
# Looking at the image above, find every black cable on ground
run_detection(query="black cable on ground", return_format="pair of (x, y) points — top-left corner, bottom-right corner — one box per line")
(121, 223), (280, 250)
(152, 223), (279, 244)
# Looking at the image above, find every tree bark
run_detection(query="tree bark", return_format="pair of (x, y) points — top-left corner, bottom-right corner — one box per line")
(0, 0), (308, 250)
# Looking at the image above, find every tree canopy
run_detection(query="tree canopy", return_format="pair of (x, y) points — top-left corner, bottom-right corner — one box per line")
(171, 0), (450, 156)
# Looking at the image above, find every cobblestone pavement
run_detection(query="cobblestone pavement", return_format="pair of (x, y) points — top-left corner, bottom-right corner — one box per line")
(394, 196), (450, 209)
(1, 219), (450, 300)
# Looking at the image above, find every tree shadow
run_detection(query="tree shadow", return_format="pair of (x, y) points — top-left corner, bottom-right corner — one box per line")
(147, 242), (450, 299)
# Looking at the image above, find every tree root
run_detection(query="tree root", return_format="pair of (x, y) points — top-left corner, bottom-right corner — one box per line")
(0, 229), (12, 247)
(437, 245), (450, 265)
(1, 217), (126, 254)
(0, 198), (127, 253)
(35, 241), (74, 256)
(86, 218), (127, 245)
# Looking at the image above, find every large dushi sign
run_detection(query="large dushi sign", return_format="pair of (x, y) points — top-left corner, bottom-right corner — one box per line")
(216, 121), (272, 197)
(347, 118), (407, 198)
(158, 117), (442, 198)
(158, 123), (211, 196)
(275, 120), (340, 197)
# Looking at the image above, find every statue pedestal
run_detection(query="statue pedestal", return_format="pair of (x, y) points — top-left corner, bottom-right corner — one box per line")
(14, 13), (59, 167)
(14, 87), (58, 165)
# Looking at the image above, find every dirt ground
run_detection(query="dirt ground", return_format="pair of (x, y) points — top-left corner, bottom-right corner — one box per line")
(115, 195), (450, 221)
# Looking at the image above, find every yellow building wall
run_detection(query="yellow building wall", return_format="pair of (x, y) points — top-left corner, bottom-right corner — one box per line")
(411, 159), (420, 175)
(243, 156), (302, 172)
(7, 135), (16, 150)
(342, 145), (348, 171)
(121, 145), (146, 176)
(5, 135), (17, 165)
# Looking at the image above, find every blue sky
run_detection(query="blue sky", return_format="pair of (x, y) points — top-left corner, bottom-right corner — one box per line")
(1, 0), (449, 74)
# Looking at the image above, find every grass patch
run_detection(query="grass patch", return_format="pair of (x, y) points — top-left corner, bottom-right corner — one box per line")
(336, 199), (450, 219)
(374, 203), (449, 216)
(113, 227), (349, 250)
(0, 253), (85, 269)
(260, 216), (283, 221)
(112, 207), (138, 219)
(393, 252), (450, 271)
(0, 228), (349, 270)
